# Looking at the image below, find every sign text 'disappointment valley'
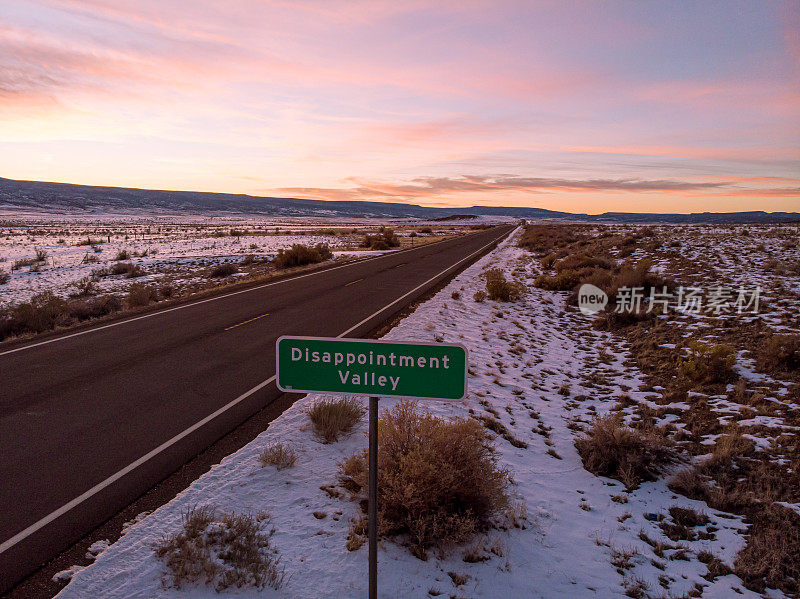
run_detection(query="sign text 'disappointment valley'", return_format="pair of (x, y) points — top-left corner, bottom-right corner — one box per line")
(276, 336), (467, 400)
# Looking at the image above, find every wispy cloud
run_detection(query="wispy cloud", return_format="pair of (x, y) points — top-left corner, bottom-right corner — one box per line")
(273, 175), (742, 201)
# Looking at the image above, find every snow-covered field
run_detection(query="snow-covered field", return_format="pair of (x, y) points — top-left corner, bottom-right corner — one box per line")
(0, 216), (473, 308)
(55, 229), (774, 599)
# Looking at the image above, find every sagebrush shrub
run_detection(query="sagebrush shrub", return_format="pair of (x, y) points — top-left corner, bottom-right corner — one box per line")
(70, 277), (98, 297)
(127, 282), (158, 307)
(209, 263), (238, 277)
(67, 295), (122, 321)
(360, 229), (400, 250)
(273, 243), (332, 268)
(575, 415), (676, 489)
(0, 292), (124, 340)
(484, 269), (524, 302)
(533, 269), (581, 291)
(338, 401), (509, 558)
(1, 291), (68, 337)
(679, 341), (737, 385)
(756, 333), (800, 375)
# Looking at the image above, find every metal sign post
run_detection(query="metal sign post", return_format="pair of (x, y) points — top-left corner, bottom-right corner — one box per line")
(276, 336), (468, 598)
(368, 395), (378, 599)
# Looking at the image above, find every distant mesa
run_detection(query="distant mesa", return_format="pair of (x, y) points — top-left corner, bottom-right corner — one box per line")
(0, 177), (798, 224)
(433, 214), (479, 221)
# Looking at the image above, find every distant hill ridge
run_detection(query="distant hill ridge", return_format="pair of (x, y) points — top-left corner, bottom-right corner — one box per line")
(1, 177), (797, 223)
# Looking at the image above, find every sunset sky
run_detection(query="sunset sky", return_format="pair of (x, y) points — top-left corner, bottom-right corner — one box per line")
(1, 0), (799, 213)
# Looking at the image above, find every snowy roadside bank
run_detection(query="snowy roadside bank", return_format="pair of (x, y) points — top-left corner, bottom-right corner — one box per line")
(55, 230), (768, 599)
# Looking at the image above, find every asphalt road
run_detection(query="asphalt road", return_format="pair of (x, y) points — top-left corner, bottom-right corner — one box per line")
(0, 224), (514, 592)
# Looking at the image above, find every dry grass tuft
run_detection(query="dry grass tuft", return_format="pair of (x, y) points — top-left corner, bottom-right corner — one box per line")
(258, 443), (297, 470)
(734, 504), (800, 595)
(338, 401), (510, 559)
(346, 517), (368, 551)
(575, 415), (677, 489)
(154, 505), (284, 591)
(306, 396), (365, 443)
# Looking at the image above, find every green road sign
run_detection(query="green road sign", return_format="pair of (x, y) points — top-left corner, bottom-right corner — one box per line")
(276, 336), (467, 400)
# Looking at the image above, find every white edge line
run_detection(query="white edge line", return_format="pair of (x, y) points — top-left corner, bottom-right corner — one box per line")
(0, 229), (498, 358)
(0, 376), (274, 554)
(0, 227), (511, 554)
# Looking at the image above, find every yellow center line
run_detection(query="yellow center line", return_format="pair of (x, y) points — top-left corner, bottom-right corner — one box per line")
(224, 313), (269, 331)
(345, 278), (363, 286)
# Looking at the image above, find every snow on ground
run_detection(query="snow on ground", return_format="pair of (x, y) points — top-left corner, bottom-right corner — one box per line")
(0, 224), (337, 306)
(56, 229), (767, 599)
(0, 216), (474, 307)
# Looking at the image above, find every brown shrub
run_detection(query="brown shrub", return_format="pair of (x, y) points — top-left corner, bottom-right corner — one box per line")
(554, 253), (613, 273)
(306, 396), (365, 443)
(0, 269), (8, 284)
(69, 277), (98, 297)
(0, 291), (125, 340)
(517, 224), (584, 254)
(273, 243), (332, 268)
(67, 295), (122, 321)
(473, 290), (487, 303)
(338, 401), (509, 559)
(154, 505), (283, 591)
(127, 282), (158, 308)
(678, 341), (737, 386)
(756, 333), (800, 376)
(593, 309), (653, 331)
(533, 269), (581, 291)
(575, 415), (677, 489)
(0, 291), (69, 339)
(484, 269), (524, 301)
(101, 262), (146, 278)
(735, 504), (800, 595)
(360, 229), (400, 250)
(209, 263), (238, 277)
(258, 443), (297, 470)
(540, 253), (557, 269)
